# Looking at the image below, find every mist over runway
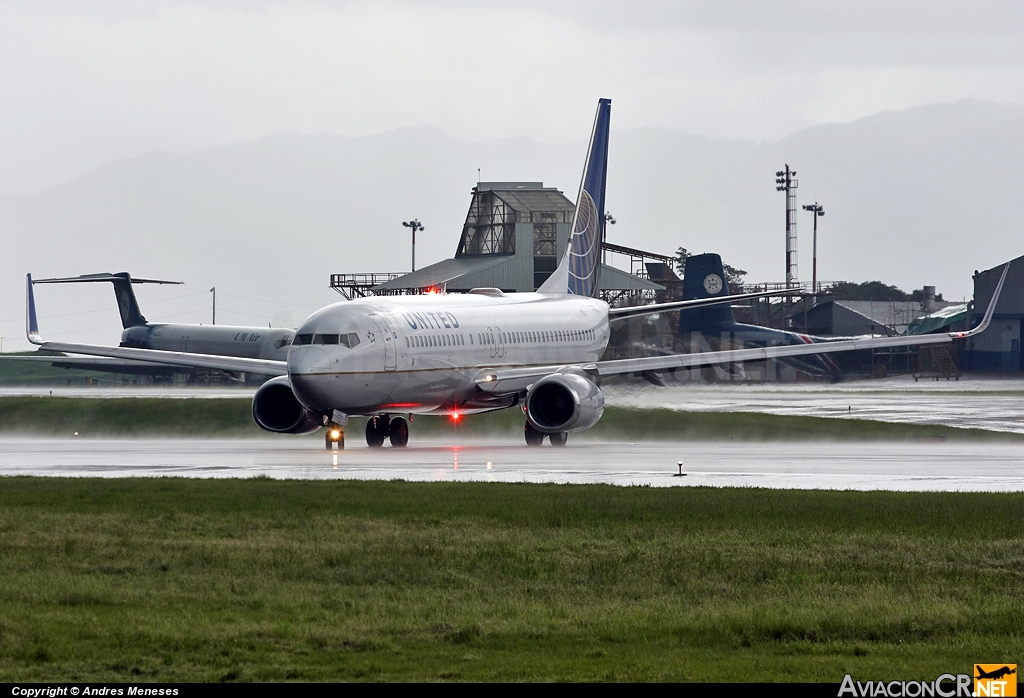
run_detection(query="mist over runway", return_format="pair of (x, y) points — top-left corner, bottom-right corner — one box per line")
(3, 373), (1023, 433)
(2, 437), (1022, 492)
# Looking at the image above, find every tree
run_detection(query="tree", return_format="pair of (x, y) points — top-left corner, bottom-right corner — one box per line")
(830, 281), (908, 301)
(673, 247), (690, 276)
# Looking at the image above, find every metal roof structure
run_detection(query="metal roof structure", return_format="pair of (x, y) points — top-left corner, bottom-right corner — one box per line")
(337, 181), (664, 299)
(372, 257), (507, 291)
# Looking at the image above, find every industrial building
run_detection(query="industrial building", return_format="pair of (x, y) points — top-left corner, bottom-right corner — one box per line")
(962, 255), (1024, 372)
(328, 177), (1024, 377)
(332, 182), (662, 299)
(800, 296), (957, 337)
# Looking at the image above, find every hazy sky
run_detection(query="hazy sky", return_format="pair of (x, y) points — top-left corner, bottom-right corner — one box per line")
(4, 1), (1024, 193)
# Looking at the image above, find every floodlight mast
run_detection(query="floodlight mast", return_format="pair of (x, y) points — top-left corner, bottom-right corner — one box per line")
(402, 219), (425, 272)
(603, 212), (616, 263)
(802, 203), (825, 295)
(775, 165), (798, 289)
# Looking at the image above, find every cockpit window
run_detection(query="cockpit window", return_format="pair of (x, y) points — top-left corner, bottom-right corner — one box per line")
(296, 332), (360, 348)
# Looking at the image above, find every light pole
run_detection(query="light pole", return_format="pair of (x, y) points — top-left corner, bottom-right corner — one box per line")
(775, 165), (798, 289)
(802, 203), (824, 295)
(603, 212), (616, 263)
(403, 219), (425, 272)
(210, 287), (216, 325)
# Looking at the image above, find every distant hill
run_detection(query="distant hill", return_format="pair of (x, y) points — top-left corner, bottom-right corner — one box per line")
(2, 100), (1022, 347)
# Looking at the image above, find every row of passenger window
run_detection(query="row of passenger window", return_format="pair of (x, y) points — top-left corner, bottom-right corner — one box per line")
(293, 332), (361, 348)
(484, 328), (596, 345)
(405, 334), (465, 348)
(402, 328), (596, 350)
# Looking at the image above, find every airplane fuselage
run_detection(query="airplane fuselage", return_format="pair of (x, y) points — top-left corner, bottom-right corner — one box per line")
(287, 291), (610, 416)
(120, 323), (294, 362)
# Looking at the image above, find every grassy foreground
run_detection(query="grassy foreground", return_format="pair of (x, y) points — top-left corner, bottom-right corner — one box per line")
(0, 396), (1020, 441)
(0, 478), (1021, 682)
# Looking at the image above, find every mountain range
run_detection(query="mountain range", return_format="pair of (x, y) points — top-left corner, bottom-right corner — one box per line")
(2, 99), (1021, 348)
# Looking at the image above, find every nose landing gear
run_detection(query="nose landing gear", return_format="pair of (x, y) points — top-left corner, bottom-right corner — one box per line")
(366, 415), (409, 448)
(325, 423), (345, 450)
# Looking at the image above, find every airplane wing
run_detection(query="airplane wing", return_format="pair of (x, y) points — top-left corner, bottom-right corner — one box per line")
(25, 341), (288, 377)
(24, 274), (288, 377)
(0, 353), (255, 378)
(607, 288), (791, 320)
(476, 264), (1009, 395)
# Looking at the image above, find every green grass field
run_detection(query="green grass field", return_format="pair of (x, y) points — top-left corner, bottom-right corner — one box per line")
(0, 353), (111, 386)
(0, 478), (1020, 682)
(0, 396), (1020, 442)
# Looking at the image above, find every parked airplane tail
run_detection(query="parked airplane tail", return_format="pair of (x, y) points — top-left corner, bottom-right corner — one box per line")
(678, 253), (737, 328)
(538, 98), (610, 298)
(32, 272), (183, 329)
(677, 253), (842, 376)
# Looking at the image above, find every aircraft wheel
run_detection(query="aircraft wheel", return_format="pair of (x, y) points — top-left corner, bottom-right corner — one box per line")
(525, 422), (544, 446)
(366, 416), (388, 448)
(549, 431), (568, 447)
(389, 417), (409, 448)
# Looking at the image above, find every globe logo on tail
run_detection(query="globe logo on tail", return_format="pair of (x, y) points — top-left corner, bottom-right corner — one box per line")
(567, 189), (601, 297)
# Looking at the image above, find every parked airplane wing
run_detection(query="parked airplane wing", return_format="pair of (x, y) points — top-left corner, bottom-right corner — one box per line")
(0, 353), (254, 379)
(25, 274), (287, 377)
(26, 341), (288, 377)
(607, 287), (791, 320)
(477, 264), (1009, 395)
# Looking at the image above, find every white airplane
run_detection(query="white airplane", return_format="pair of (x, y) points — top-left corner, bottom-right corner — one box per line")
(12, 272), (293, 380)
(25, 98), (1008, 448)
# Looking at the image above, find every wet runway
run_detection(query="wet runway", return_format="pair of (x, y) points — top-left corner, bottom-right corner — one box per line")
(5, 374), (1024, 434)
(2, 437), (1022, 491)
(604, 376), (1024, 434)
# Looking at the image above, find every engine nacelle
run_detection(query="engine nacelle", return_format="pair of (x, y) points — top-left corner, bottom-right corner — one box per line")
(525, 372), (605, 433)
(251, 376), (322, 434)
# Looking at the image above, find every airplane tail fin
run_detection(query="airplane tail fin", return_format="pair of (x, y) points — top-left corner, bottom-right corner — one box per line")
(109, 274), (148, 328)
(538, 98), (610, 297)
(32, 272), (182, 329)
(678, 253), (737, 330)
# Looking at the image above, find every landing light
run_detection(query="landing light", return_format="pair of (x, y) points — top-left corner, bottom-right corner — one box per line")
(330, 429), (341, 439)
(484, 374), (495, 382)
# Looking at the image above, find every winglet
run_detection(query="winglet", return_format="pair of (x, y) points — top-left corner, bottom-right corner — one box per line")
(26, 274), (43, 345)
(952, 263), (1009, 339)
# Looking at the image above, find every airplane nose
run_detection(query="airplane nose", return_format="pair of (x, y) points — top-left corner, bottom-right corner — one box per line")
(288, 346), (330, 374)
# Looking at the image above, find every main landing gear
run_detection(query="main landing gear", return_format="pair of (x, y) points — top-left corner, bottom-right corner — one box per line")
(366, 415), (409, 448)
(524, 421), (568, 447)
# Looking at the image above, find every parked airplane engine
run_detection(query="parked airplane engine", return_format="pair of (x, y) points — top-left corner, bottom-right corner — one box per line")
(525, 373), (605, 433)
(251, 376), (322, 434)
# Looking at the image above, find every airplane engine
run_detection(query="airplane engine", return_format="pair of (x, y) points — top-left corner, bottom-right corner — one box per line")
(525, 373), (605, 433)
(251, 376), (322, 434)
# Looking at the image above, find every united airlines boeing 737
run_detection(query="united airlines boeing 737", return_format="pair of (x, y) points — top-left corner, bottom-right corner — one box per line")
(24, 99), (1008, 448)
